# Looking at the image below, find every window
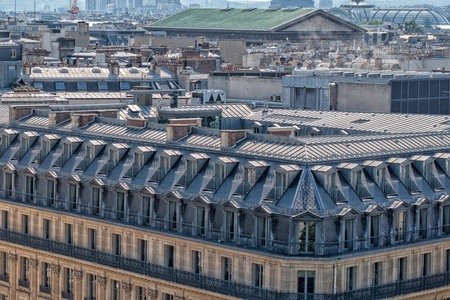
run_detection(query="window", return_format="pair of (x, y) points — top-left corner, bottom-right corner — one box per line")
(346, 266), (356, 291)
(136, 286), (146, 300)
(62, 143), (72, 164)
(370, 215), (380, 247)
(34, 82), (43, 90)
(297, 271), (315, 294)
(225, 211), (235, 241)
(419, 208), (428, 238)
(299, 222), (315, 253)
(92, 187), (101, 215)
(256, 216), (268, 247)
(214, 164), (226, 189)
(221, 257), (232, 281)
(160, 156), (170, 177)
(112, 234), (121, 256)
(138, 239), (147, 262)
(1, 211), (8, 229)
(41, 140), (50, 159)
(243, 167), (256, 190)
(41, 262), (51, 289)
(163, 294), (173, 300)
(109, 149), (119, 164)
(86, 274), (96, 299)
(344, 219), (354, 250)
(116, 191), (125, 220)
(142, 197), (151, 225)
(111, 279), (120, 300)
(11, 49), (16, 58)
(422, 253), (430, 277)
(98, 82), (108, 90)
(120, 82), (130, 90)
(196, 206), (206, 235)
(373, 262), (381, 286)
(77, 82), (87, 91)
(5, 173), (13, 197)
(55, 82), (65, 90)
(168, 201), (177, 230)
(20, 257), (29, 282)
(43, 219), (50, 239)
(186, 160), (197, 184)
(88, 228), (96, 250)
(25, 176), (34, 202)
(398, 257), (407, 281)
(133, 152), (145, 169)
(22, 215), (29, 234)
(447, 249), (450, 272)
(65, 224), (73, 244)
(47, 180), (55, 206)
(275, 171), (288, 199)
(69, 183), (77, 210)
(443, 205), (450, 234)
(85, 146), (95, 160)
(253, 263), (264, 288)
(192, 250), (201, 274)
(395, 211), (406, 242)
(0, 252), (8, 277)
(164, 245), (174, 268)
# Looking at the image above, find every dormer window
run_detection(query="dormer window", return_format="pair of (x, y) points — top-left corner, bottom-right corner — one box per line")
(134, 152), (145, 169)
(153, 150), (182, 183)
(186, 159), (197, 183)
(63, 143), (72, 161)
(274, 165), (301, 200)
(215, 163), (227, 188)
(109, 149), (119, 164)
(129, 146), (155, 179)
(299, 222), (315, 253)
(85, 146), (94, 160)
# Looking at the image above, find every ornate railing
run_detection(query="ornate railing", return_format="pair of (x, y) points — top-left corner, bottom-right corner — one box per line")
(3, 189), (450, 258)
(1, 228), (450, 299)
(39, 285), (51, 294)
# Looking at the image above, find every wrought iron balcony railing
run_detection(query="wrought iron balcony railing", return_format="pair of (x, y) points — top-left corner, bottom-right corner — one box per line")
(1, 228), (450, 300)
(2, 189), (450, 257)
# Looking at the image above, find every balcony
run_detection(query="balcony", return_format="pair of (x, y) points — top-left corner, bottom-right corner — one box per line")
(18, 279), (29, 288)
(0, 273), (8, 282)
(2, 188), (450, 258)
(39, 285), (51, 294)
(1, 227), (450, 299)
(61, 291), (73, 299)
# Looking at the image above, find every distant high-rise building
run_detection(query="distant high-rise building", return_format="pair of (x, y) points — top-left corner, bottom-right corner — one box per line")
(270, 0), (315, 8)
(319, 0), (332, 8)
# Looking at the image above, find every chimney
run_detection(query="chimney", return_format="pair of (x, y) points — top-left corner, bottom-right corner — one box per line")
(166, 124), (195, 142)
(375, 57), (383, 70)
(22, 63), (31, 75)
(109, 60), (120, 75)
(9, 105), (49, 122)
(169, 118), (202, 127)
(220, 130), (251, 149)
(127, 118), (146, 128)
(71, 113), (97, 129)
(49, 111), (71, 126)
(268, 126), (296, 137)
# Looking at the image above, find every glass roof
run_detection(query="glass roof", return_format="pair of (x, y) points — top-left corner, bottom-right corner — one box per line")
(370, 8), (449, 25)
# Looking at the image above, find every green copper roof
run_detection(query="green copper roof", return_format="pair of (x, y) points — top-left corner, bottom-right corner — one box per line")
(148, 8), (316, 30)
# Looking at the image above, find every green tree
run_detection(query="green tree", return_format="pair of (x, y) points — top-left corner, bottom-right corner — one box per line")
(404, 19), (424, 34)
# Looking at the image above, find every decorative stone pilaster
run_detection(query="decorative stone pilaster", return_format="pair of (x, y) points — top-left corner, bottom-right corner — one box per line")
(51, 265), (60, 276)
(8, 253), (17, 264)
(122, 283), (132, 295)
(74, 270), (83, 281)
(148, 289), (158, 300)
(30, 259), (39, 268)
(98, 276), (107, 288)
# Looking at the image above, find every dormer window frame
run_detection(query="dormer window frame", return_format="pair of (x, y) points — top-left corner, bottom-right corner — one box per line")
(46, 177), (57, 208)
(255, 213), (270, 248)
(90, 183), (103, 217)
(115, 190), (128, 221)
(24, 173), (35, 203)
(3, 167), (15, 198)
(108, 148), (119, 165)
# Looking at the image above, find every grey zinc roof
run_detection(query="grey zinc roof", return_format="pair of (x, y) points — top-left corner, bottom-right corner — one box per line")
(244, 109), (450, 134)
(25, 67), (166, 80)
